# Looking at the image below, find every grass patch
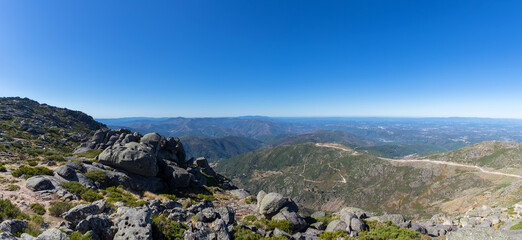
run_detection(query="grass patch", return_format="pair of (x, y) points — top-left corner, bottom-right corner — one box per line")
(510, 221), (522, 230)
(75, 149), (103, 159)
(315, 214), (340, 224)
(84, 170), (109, 185)
(70, 231), (93, 240)
(49, 201), (75, 217)
(12, 166), (53, 179)
(357, 220), (421, 240)
(252, 218), (294, 234)
(152, 214), (186, 240)
(30, 203), (46, 215)
(101, 186), (148, 207)
(0, 199), (29, 221)
(319, 231), (349, 240)
(60, 181), (103, 202)
(7, 184), (20, 191)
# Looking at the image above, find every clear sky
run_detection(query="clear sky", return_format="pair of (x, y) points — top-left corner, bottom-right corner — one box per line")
(1, 1), (521, 118)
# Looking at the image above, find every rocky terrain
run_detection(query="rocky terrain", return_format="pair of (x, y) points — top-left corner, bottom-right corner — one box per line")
(1, 98), (522, 239)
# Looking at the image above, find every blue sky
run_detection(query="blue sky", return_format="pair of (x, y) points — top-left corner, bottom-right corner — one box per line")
(1, 1), (521, 118)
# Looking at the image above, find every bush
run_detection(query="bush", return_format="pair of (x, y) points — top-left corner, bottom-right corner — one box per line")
(84, 170), (109, 185)
(245, 196), (257, 204)
(30, 203), (46, 215)
(101, 186), (147, 207)
(81, 189), (103, 202)
(12, 166), (53, 179)
(252, 218), (294, 234)
(510, 221), (522, 230)
(60, 182), (102, 202)
(75, 149), (103, 159)
(0, 199), (29, 221)
(8, 184), (20, 191)
(22, 215), (44, 237)
(60, 181), (87, 195)
(356, 220), (421, 240)
(232, 225), (288, 240)
(319, 231), (349, 240)
(70, 231), (93, 240)
(44, 155), (66, 162)
(315, 214), (339, 224)
(0, 166), (6, 172)
(49, 201), (75, 217)
(152, 215), (186, 240)
(243, 215), (257, 224)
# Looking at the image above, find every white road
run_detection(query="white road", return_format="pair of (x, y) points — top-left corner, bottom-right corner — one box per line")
(315, 143), (522, 179)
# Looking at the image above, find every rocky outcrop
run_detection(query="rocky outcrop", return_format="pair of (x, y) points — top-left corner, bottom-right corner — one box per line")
(26, 176), (54, 191)
(113, 207), (152, 240)
(0, 220), (28, 235)
(98, 142), (159, 177)
(62, 204), (100, 228)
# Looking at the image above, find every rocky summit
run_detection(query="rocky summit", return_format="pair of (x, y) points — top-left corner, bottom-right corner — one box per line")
(0, 98), (522, 240)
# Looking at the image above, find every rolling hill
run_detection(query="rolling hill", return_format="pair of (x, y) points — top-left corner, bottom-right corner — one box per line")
(180, 135), (264, 162)
(216, 142), (522, 219)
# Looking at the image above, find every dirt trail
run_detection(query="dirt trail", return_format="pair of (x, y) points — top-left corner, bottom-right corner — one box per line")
(316, 143), (522, 179)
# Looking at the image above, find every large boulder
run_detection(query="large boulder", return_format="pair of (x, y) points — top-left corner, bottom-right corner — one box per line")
(113, 207), (152, 240)
(76, 214), (114, 240)
(272, 209), (308, 232)
(0, 220), (28, 235)
(54, 165), (77, 180)
(230, 189), (250, 200)
(26, 176), (54, 191)
(258, 192), (295, 218)
(325, 220), (348, 233)
(98, 142), (158, 177)
(62, 204), (100, 227)
(216, 207), (235, 226)
(36, 228), (69, 240)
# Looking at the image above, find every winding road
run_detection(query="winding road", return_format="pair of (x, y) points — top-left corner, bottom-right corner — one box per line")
(315, 143), (522, 179)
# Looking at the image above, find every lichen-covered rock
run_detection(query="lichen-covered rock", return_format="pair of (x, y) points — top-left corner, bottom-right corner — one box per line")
(113, 207), (152, 240)
(216, 206), (235, 226)
(325, 220), (348, 233)
(98, 142), (158, 177)
(367, 214), (406, 226)
(258, 192), (292, 218)
(230, 189), (250, 200)
(447, 227), (510, 240)
(54, 165), (77, 180)
(36, 228), (70, 240)
(62, 204), (100, 227)
(26, 176), (54, 191)
(0, 220), (28, 235)
(272, 209), (307, 232)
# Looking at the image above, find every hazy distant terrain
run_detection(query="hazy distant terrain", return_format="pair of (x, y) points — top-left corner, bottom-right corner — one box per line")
(99, 116), (522, 159)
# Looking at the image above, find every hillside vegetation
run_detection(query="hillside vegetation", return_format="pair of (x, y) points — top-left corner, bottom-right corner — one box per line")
(216, 143), (521, 219)
(181, 135), (264, 162)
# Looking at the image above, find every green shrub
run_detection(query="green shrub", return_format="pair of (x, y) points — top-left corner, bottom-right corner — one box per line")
(232, 225), (288, 240)
(319, 231), (349, 240)
(0, 199), (29, 221)
(152, 215), (186, 240)
(253, 218), (294, 234)
(315, 214), (339, 224)
(243, 215), (257, 224)
(60, 181), (87, 195)
(356, 220), (421, 240)
(84, 170), (109, 185)
(245, 196), (257, 204)
(0, 166), (6, 172)
(49, 201), (75, 217)
(8, 184), (20, 191)
(22, 215), (44, 237)
(70, 231), (93, 240)
(60, 182), (102, 202)
(510, 221), (522, 230)
(30, 203), (46, 215)
(81, 189), (103, 202)
(12, 166), (53, 179)
(161, 194), (177, 201)
(44, 155), (66, 162)
(101, 186), (147, 207)
(197, 193), (216, 202)
(75, 149), (103, 159)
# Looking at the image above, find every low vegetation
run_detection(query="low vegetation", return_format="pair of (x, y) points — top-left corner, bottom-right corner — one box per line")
(232, 225), (288, 240)
(151, 214), (186, 240)
(7, 184), (20, 191)
(49, 201), (75, 217)
(60, 181), (103, 202)
(510, 221), (522, 230)
(0, 199), (29, 221)
(70, 231), (93, 240)
(75, 149), (103, 158)
(11, 166), (53, 179)
(101, 186), (148, 207)
(30, 203), (46, 215)
(84, 170), (109, 185)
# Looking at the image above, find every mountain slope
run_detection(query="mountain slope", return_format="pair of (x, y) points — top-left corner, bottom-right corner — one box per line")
(98, 117), (310, 138)
(181, 135), (264, 162)
(216, 143), (521, 219)
(272, 130), (374, 147)
(0, 97), (105, 154)
(425, 141), (522, 172)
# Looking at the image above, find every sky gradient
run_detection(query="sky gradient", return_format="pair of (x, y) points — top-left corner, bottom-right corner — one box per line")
(1, 1), (521, 118)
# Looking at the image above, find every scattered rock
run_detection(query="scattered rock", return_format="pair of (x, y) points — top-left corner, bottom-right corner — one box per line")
(26, 176), (54, 191)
